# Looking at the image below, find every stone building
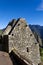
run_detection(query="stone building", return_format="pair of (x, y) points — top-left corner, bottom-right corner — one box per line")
(0, 18), (40, 65)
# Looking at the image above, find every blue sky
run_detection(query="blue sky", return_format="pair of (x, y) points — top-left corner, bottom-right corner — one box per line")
(0, 0), (43, 29)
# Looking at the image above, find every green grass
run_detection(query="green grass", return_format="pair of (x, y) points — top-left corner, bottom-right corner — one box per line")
(0, 30), (2, 33)
(40, 47), (43, 61)
(0, 30), (3, 35)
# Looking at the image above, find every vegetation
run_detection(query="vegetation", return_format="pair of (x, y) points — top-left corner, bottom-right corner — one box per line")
(40, 47), (43, 61)
(0, 30), (3, 35)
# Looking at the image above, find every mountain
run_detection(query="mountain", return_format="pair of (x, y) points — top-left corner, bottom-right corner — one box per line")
(29, 25), (43, 40)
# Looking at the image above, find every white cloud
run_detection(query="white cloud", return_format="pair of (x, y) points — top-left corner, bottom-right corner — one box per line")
(36, 0), (43, 11)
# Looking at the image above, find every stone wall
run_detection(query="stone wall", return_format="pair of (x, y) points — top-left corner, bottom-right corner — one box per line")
(2, 35), (9, 52)
(32, 31), (42, 47)
(0, 35), (8, 52)
(0, 35), (3, 51)
(8, 22), (40, 65)
(3, 26), (12, 35)
(0, 18), (41, 65)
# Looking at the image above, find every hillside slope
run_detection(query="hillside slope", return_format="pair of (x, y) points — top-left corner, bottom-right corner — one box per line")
(29, 25), (43, 39)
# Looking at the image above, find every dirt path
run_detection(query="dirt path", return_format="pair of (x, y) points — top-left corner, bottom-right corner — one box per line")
(0, 51), (13, 65)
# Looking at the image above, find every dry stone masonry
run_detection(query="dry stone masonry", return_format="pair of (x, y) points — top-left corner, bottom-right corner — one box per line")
(0, 18), (41, 65)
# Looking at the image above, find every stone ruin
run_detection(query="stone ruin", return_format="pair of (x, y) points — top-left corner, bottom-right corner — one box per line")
(0, 18), (41, 65)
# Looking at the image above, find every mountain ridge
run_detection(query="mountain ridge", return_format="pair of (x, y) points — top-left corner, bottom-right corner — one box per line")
(29, 24), (43, 40)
